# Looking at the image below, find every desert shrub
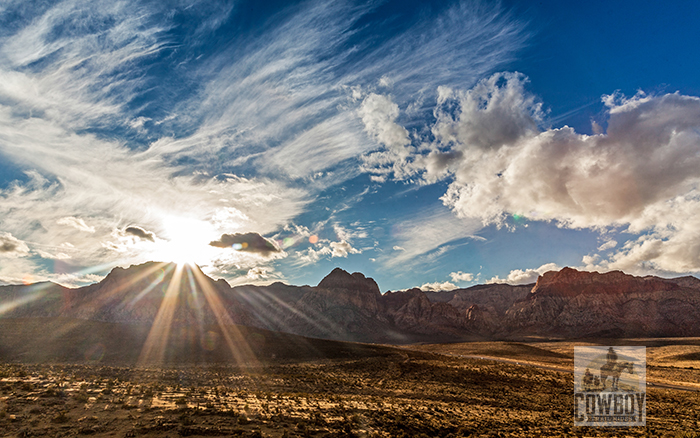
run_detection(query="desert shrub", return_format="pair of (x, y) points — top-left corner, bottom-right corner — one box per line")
(51, 411), (70, 423)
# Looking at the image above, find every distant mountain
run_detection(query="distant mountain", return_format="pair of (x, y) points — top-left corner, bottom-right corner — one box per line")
(504, 267), (700, 338)
(1, 263), (700, 349)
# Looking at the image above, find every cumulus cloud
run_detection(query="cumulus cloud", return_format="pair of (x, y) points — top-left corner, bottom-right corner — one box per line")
(420, 281), (457, 292)
(449, 271), (474, 282)
(441, 89), (700, 230)
(366, 69), (700, 275)
(209, 232), (280, 256)
(294, 245), (332, 266)
(486, 263), (560, 285)
(432, 73), (544, 151)
(57, 217), (95, 233)
(330, 240), (361, 258)
(123, 226), (156, 242)
(359, 93), (411, 151)
(0, 232), (29, 257)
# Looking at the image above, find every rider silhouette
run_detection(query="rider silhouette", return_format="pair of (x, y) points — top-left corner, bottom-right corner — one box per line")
(606, 347), (617, 364)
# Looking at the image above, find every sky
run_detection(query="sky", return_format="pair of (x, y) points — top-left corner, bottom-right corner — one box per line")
(1, 0), (699, 292)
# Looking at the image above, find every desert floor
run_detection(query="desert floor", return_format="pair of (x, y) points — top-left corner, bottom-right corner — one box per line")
(1, 339), (699, 437)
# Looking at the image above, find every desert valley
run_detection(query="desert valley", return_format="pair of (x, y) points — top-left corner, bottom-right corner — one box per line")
(1, 264), (699, 437)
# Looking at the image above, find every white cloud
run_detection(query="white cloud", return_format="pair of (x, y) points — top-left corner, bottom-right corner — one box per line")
(449, 271), (474, 282)
(486, 263), (560, 285)
(247, 267), (269, 280)
(383, 208), (482, 267)
(420, 281), (457, 292)
(365, 69), (700, 275)
(597, 240), (617, 251)
(333, 223), (367, 241)
(294, 245), (333, 266)
(57, 217), (95, 233)
(330, 240), (361, 258)
(36, 250), (71, 260)
(432, 73), (543, 151)
(359, 93), (411, 151)
(0, 0), (527, 284)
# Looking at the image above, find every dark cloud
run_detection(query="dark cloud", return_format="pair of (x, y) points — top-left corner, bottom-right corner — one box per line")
(124, 226), (156, 242)
(209, 232), (279, 255)
(0, 232), (29, 256)
(0, 240), (18, 252)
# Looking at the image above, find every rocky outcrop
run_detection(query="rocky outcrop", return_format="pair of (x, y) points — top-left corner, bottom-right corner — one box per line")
(423, 283), (532, 335)
(380, 288), (468, 336)
(504, 268), (700, 338)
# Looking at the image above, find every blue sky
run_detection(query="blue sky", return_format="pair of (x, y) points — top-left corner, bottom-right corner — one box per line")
(1, 0), (699, 291)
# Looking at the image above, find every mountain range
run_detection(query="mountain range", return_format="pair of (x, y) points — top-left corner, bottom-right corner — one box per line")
(2, 263), (700, 347)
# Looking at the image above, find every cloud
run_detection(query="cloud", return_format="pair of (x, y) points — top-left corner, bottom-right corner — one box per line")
(364, 68), (700, 275)
(0, 0), (526, 284)
(209, 232), (280, 256)
(123, 226), (156, 242)
(359, 93), (411, 151)
(0, 232), (29, 257)
(57, 217), (95, 233)
(330, 240), (361, 258)
(449, 271), (474, 282)
(333, 223), (367, 241)
(486, 263), (560, 285)
(36, 250), (71, 260)
(440, 88), (700, 229)
(420, 281), (457, 292)
(383, 208), (482, 267)
(294, 245), (332, 266)
(246, 267), (270, 280)
(597, 240), (617, 252)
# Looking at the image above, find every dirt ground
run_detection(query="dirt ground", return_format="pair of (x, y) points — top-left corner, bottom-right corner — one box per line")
(1, 344), (699, 438)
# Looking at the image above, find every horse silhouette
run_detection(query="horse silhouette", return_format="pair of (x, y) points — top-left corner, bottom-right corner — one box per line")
(600, 361), (634, 390)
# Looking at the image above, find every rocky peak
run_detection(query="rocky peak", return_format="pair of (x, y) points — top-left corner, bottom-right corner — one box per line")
(532, 267), (678, 297)
(317, 268), (381, 296)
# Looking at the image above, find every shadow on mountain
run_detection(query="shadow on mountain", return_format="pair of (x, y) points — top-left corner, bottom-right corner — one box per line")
(0, 317), (409, 366)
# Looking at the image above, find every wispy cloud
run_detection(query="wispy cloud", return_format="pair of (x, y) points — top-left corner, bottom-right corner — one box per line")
(0, 0), (527, 285)
(382, 208), (483, 267)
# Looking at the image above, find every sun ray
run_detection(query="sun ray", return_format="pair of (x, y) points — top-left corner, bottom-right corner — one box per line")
(190, 266), (260, 367)
(137, 264), (184, 366)
(234, 285), (344, 340)
(0, 284), (51, 316)
(125, 263), (175, 308)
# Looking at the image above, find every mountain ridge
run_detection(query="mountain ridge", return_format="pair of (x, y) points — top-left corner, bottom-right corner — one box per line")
(1, 263), (699, 343)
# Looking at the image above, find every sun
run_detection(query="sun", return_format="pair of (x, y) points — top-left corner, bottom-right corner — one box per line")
(149, 216), (220, 266)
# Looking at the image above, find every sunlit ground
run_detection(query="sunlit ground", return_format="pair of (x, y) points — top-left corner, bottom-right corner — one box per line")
(2, 353), (699, 437)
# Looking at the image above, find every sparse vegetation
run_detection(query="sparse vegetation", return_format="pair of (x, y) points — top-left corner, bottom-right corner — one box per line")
(0, 340), (698, 436)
